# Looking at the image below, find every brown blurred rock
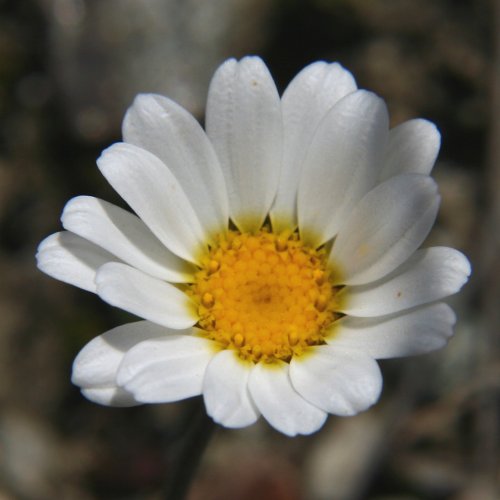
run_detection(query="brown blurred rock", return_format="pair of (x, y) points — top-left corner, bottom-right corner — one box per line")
(0, 411), (62, 499)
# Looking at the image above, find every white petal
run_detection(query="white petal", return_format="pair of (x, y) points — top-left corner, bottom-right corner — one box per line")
(271, 62), (357, 232)
(206, 56), (282, 232)
(36, 231), (115, 292)
(97, 142), (207, 264)
(330, 174), (440, 285)
(95, 262), (197, 329)
(117, 334), (215, 403)
(380, 119), (441, 182)
(72, 320), (169, 388)
(62, 196), (195, 283)
(340, 247), (471, 317)
(73, 320), (173, 407)
(298, 90), (389, 247)
(248, 361), (327, 436)
(122, 94), (229, 237)
(290, 346), (382, 416)
(203, 350), (259, 428)
(329, 303), (456, 358)
(81, 387), (139, 407)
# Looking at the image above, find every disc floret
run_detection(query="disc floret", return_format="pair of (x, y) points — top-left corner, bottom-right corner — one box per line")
(188, 228), (341, 363)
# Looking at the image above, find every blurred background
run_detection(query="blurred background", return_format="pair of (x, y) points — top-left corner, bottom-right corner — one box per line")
(0, 0), (497, 498)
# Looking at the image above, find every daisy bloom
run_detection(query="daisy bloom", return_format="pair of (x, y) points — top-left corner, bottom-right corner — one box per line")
(37, 56), (470, 436)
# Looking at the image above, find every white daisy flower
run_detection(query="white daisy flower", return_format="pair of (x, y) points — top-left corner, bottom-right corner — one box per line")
(36, 56), (471, 436)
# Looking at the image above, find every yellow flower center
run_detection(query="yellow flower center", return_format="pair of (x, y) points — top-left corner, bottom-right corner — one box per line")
(188, 228), (342, 363)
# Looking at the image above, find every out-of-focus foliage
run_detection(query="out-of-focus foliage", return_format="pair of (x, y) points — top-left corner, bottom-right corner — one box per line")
(0, 0), (496, 499)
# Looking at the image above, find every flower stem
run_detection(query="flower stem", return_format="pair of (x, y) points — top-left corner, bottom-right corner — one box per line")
(163, 399), (217, 500)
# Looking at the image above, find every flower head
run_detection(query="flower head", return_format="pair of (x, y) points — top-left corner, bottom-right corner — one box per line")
(36, 57), (470, 436)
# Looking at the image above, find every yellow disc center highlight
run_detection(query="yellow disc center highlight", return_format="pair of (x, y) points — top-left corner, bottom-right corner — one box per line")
(188, 228), (341, 363)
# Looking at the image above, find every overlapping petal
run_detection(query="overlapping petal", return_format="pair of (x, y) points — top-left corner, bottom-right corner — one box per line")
(95, 262), (197, 329)
(203, 350), (259, 428)
(271, 61), (357, 231)
(329, 173), (440, 285)
(290, 346), (382, 416)
(117, 334), (214, 403)
(97, 143), (207, 264)
(72, 320), (173, 407)
(248, 361), (327, 436)
(81, 387), (138, 407)
(206, 56), (282, 232)
(329, 303), (456, 358)
(36, 231), (115, 292)
(62, 196), (195, 282)
(298, 90), (389, 246)
(380, 119), (441, 181)
(72, 320), (167, 388)
(339, 247), (471, 317)
(122, 94), (229, 238)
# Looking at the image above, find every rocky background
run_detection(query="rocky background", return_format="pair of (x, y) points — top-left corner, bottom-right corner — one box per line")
(0, 0), (497, 499)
